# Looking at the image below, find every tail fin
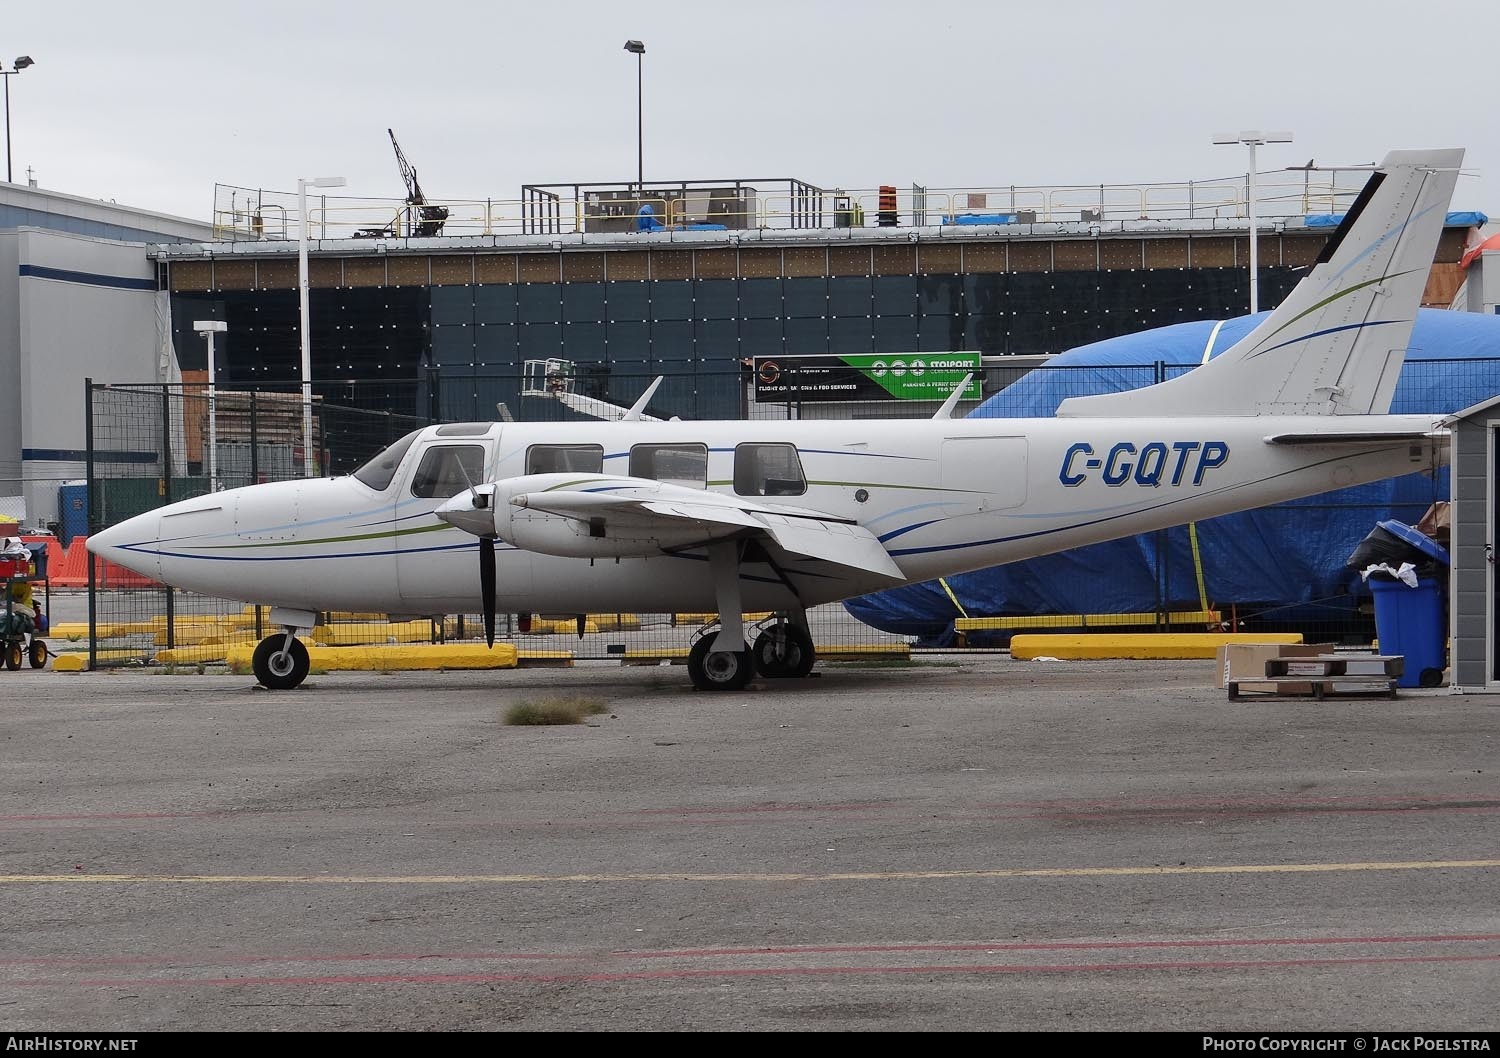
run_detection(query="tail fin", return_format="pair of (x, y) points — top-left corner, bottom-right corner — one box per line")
(1057, 148), (1463, 418)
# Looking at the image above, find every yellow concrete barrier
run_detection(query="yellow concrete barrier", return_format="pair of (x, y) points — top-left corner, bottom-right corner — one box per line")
(516, 650), (575, 667)
(153, 623), (258, 646)
(155, 645), (233, 665)
(50, 649), (152, 671)
(529, 618), (599, 636)
(53, 621), (160, 639)
(311, 621), (434, 645)
(225, 642), (519, 673)
(956, 609), (1221, 632)
(1009, 632), (1303, 661)
(620, 643), (911, 666)
(589, 613), (642, 632)
(821, 644), (911, 660)
(672, 612), (774, 627)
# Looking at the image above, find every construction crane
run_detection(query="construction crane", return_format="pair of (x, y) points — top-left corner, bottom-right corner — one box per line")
(357, 129), (450, 238)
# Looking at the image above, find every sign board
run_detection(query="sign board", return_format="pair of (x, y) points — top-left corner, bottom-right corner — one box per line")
(752, 353), (982, 403)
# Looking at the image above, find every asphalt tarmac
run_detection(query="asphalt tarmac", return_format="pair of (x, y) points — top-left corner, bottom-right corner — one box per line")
(2, 657), (1498, 1032)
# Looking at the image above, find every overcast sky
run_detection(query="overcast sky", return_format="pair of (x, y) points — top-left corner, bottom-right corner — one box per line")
(5, 1), (1497, 224)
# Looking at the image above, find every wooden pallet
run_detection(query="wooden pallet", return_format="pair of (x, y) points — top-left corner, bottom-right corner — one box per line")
(1228, 676), (1399, 700)
(1264, 654), (1404, 679)
(1228, 654), (1403, 700)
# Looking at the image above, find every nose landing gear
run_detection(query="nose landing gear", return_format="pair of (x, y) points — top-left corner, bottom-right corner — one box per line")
(250, 608), (318, 689)
(251, 632), (310, 690)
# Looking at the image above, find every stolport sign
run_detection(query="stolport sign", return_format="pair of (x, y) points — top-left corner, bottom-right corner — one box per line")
(752, 353), (982, 402)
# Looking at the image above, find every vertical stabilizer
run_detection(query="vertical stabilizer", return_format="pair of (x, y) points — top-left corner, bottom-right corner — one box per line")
(1057, 148), (1463, 418)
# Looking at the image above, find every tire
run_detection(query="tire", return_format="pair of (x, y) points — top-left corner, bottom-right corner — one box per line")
(1419, 667), (1445, 688)
(752, 625), (816, 679)
(28, 640), (47, 669)
(5, 642), (21, 671)
(688, 634), (754, 691)
(252, 635), (310, 690)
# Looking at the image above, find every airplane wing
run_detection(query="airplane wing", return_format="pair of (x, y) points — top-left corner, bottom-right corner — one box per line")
(532, 489), (906, 580)
(748, 510), (906, 580)
(438, 474), (905, 580)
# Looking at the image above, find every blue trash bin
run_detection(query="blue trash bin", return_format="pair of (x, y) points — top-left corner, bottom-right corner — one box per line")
(1370, 519), (1449, 688)
(1369, 577), (1447, 687)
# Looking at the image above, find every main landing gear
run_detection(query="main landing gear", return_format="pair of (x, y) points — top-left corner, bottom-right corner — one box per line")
(250, 608), (317, 690)
(688, 616), (817, 691)
(686, 541), (818, 691)
(751, 620), (815, 679)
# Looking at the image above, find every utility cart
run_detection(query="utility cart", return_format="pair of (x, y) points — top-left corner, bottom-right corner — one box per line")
(2, 543), (49, 670)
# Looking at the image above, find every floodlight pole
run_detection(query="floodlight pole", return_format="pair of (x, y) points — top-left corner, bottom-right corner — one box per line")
(193, 321), (227, 491)
(2, 56), (35, 184)
(297, 175), (346, 477)
(623, 40), (645, 193)
(1214, 130), (1293, 314)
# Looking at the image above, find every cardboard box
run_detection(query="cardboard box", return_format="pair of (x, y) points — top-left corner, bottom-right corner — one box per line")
(1214, 643), (1332, 689)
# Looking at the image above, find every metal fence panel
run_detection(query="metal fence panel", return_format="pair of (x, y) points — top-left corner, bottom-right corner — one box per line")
(81, 357), (1481, 671)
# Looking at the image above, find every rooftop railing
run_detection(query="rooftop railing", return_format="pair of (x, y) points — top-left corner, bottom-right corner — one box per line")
(209, 170), (1368, 243)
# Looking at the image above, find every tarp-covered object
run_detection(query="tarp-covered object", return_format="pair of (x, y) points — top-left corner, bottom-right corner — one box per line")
(845, 309), (1500, 639)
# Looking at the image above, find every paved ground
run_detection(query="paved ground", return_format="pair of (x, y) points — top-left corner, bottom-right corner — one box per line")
(2, 656), (1498, 1032)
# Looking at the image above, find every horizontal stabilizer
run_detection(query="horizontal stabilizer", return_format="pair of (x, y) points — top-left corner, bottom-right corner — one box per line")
(1264, 429), (1442, 446)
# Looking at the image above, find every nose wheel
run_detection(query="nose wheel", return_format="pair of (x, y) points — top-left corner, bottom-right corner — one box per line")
(252, 633), (310, 690)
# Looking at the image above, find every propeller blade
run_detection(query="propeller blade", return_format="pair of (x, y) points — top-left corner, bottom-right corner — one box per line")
(480, 536), (496, 648)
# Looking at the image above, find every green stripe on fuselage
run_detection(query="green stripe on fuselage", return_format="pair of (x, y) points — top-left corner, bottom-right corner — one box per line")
(190, 520), (452, 550)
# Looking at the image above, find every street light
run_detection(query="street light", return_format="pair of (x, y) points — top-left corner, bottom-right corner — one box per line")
(1214, 130), (1293, 314)
(2, 55), (35, 184)
(193, 321), (227, 492)
(623, 40), (645, 193)
(297, 175), (346, 478)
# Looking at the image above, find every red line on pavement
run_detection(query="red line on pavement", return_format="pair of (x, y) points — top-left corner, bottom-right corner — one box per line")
(5, 932), (1499, 969)
(14, 952), (1500, 989)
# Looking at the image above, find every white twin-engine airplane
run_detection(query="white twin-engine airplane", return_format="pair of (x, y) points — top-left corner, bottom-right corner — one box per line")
(90, 148), (1464, 691)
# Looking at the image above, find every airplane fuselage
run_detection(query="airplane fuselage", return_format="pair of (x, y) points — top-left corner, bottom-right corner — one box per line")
(90, 413), (1443, 618)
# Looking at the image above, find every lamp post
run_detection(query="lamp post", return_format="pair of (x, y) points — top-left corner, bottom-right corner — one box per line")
(1214, 130), (1293, 314)
(297, 175), (346, 478)
(193, 321), (227, 492)
(2, 55), (35, 183)
(623, 40), (645, 194)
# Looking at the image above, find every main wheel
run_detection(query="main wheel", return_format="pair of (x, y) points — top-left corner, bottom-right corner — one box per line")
(752, 624), (816, 678)
(28, 640), (47, 669)
(252, 635), (310, 690)
(5, 641), (21, 671)
(688, 634), (754, 691)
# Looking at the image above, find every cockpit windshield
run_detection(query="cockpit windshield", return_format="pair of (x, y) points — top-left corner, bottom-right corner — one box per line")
(351, 429), (422, 491)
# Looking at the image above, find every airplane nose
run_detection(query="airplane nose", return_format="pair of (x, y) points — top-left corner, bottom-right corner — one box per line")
(86, 510), (163, 582)
(435, 486), (498, 538)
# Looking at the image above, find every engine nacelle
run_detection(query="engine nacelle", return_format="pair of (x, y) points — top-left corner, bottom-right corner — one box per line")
(501, 506), (713, 558)
(436, 473), (746, 560)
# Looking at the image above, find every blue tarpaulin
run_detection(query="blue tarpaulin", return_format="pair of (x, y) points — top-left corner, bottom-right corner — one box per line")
(844, 309), (1500, 640)
(1307, 210), (1488, 228)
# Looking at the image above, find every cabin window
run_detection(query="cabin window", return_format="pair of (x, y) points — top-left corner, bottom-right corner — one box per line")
(734, 443), (807, 497)
(410, 445), (487, 499)
(351, 430), (421, 492)
(629, 443), (708, 489)
(525, 444), (604, 474)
